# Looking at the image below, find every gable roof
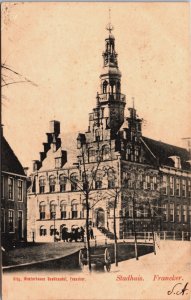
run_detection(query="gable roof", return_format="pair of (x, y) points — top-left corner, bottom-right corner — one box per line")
(1, 136), (26, 176)
(142, 136), (190, 170)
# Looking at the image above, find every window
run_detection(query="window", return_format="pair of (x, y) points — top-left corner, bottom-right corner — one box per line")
(144, 175), (150, 190)
(182, 179), (186, 197)
(50, 202), (57, 219)
(143, 205), (148, 218)
(188, 181), (191, 198)
(95, 171), (103, 189)
(71, 202), (78, 219)
(39, 202), (46, 220)
(1, 209), (5, 233)
(49, 175), (56, 193)
(70, 173), (78, 191)
(150, 176), (156, 191)
(8, 210), (14, 232)
(176, 178), (180, 197)
(59, 175), (67, 192)
(189, 206), (191, 222)
(162, 204), (168, 222)
(169, 203), (174, 222)
(136, 206), (142, 218)
(108, 169), (115, 189)
(55, 157), (61, 168)
(102, 145), (110, 160)
(60, 201), (67, 219)
(103, 80), (108, 94)
(170, 176), (174, 196)
(128, 204), (133, 218)
(40, 226), (47, 236)
(50, 225), (57, 236)
(134, 149), (139, 162)
(39, 177), (45, 194)
(8, 177), (13, 200)
(162, 175), (167, 195)
(123, 172), (130, 188)
(176, 205), (181, 223)
(18, 180), (23, 201)
(95, 129), (102, 143)
(182, 205), (187, 223)
(1, 176), (4, 198)
(89, 149), (96, 163)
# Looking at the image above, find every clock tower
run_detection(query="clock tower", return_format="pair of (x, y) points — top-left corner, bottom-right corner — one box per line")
(97, 23), (126, 137)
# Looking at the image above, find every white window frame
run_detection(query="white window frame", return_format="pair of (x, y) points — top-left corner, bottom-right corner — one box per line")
(182, 205), (187, 223)
(176, 178), (180, 197)
(8, 177), (14, 200)
(169, 203), (174, 222)
(1, 208), (5, 233)
(182, 179), (186, 197)
(162, 203), (168, 222)
(176, 205), (181, 223)
(188, 181), (191, 198)
(170, 176), (174, 196)
(8, 209), (15, 233)
(1, 175), (4, 199)
(18, 179), (23, 202)
(162, 175), (167, 195)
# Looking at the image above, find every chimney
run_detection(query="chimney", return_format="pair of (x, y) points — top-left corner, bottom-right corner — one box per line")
(49, 120), (60, 136)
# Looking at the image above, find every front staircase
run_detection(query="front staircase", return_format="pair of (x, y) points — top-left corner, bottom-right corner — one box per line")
(93, 227), (115, 242)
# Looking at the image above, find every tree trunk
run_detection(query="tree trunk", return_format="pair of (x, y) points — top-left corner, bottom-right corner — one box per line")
(132, 194), (138, 260)
(148, 202), (156, 255)
(85, 193), (91, 272)
(113, 194), (118, 266)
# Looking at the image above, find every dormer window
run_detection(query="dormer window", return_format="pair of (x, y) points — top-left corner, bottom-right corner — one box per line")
(169, 156), (181, 169)
(55, 157), (61, 168)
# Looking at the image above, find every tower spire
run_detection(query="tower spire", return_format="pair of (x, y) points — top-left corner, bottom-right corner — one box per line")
(106, 8), (114, 34)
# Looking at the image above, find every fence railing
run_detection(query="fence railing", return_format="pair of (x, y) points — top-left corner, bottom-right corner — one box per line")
(122, 231), (191, 241)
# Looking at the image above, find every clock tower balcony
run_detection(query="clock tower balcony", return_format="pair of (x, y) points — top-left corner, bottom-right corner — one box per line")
(98, 92), (126, 105)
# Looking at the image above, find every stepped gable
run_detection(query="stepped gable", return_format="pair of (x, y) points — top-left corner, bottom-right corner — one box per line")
(33, 120), (67, 171)
(2, 136), (25, 175)
(142, 136), (190, 170)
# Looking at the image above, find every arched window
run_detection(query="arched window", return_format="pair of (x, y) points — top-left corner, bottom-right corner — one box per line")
(50, 225), (57, 236)
(59, 174), (67, 192)
(103, 80), (108, 94)
(49, 175), (56, 193)
(50, 201), (57, 219)
(39, 201), (46, 220)
(89, 148), (96, 163)
(95, 170), (103, 189)
(71, 200), (78, 219)
(40, 225), (46, 236)
(81, 200), (86, 219)
(60, 200), (67, 219)
(102, 145), (110, 160)
(108, 169), (115, 188)
(70, 173), (78, 191)
(117, 81), (121, 92)
(39, 176), (45, 194)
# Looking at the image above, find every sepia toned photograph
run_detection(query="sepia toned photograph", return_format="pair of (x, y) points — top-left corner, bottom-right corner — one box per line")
(1, 2), (191, 300)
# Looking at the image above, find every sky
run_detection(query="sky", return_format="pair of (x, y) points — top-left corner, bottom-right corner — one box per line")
(2, 2), (191, 170)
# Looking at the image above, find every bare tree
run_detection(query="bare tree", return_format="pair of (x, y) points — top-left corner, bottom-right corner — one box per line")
(1, 63), (37, 88)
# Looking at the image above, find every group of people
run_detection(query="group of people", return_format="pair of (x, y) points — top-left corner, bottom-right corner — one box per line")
(60, 226), (94, 242)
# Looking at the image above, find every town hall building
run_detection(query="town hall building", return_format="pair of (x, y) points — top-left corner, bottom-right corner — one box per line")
(27, 24), (191, 242)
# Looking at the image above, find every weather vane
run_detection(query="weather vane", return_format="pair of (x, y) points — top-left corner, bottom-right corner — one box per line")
(132, 97), (135, 109)
(106, 8), (114, 33)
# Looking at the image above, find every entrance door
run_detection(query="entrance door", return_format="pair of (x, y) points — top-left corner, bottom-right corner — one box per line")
(95, 208), (105, 228)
